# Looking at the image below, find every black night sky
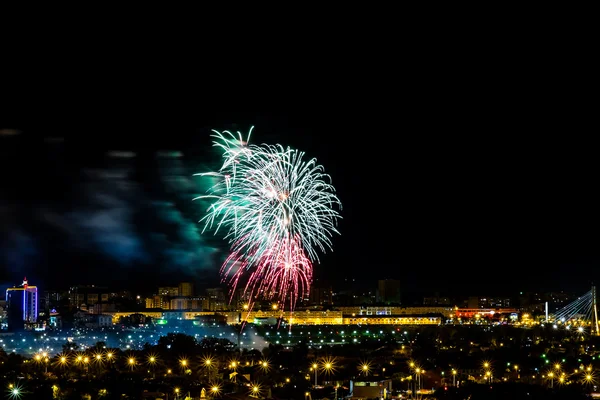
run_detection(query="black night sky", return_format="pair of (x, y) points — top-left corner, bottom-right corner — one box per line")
(1, 39), (597, 298)
(1, 104), (598, 298)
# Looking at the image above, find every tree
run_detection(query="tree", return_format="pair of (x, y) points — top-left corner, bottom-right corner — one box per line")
(91, 341), (107, 351)
(62, 341), (79, 353)
(157, 333), (198, 356)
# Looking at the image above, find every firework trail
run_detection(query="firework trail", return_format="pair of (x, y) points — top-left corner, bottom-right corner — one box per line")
(195, 127), (341, 310)
(223, 232), (313, 310)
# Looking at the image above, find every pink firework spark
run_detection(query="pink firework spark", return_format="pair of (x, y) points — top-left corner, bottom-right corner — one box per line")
(222, 233), (312, 311)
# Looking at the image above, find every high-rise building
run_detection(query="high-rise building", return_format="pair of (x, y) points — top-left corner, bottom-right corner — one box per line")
(206, 287), (227, 311)
(309, 286), (333, 306)
(6, 277), (38, 331)
(377, 279), (401, 305)
(178, 282), (194, 297)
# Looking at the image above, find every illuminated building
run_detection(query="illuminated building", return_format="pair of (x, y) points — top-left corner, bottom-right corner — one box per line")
(243, 310), (344, 325)
(336, 306), (454, 318)
(5, 277), (38, 331)
(343, 315), (441, 325)
(169, 297), (205, 310)
(205, 287), (228, 310)
(105, 307), (448, 326)
(351, 379), (392, 399)
(145, 296), (160, 309)
(240, 310), (441, 325)
(453, 308), (519, 319)
(158, 286), (179, 296)
(73, 311), (112, 328)
(178, 282), (194, 297)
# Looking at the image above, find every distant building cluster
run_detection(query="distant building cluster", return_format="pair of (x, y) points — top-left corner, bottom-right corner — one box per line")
(0, 276), (581, 332)
(145, 282), (208, 310)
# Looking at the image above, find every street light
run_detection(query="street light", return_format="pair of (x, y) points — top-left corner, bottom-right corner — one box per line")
(359, 362), (371, 376)
(202, 356), (216, 380)
(250, 384), (261, 398)
(402, 376), (412, 395)
(259, 359), (270, 373)
(147, 355), (157, 378)
(179, 358), (188, 373)
(452, 369), (457, 387)
(320, 357), (336, 375)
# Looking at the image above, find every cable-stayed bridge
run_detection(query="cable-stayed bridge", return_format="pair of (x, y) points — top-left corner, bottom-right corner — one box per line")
(546, 286), (600, 335)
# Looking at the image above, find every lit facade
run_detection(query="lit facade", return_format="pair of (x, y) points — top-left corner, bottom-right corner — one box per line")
(5, 277), (38, 330)
(343, 315), (441, 325)
(453, 308), (520, 318)
(240, 310), (442, 325)
(178, 282), (194, 296)
(336, 306), (454, 318)
(351, 379), (392, 399)
(108, 310), (241, 325)
(158, 286), (179, 296)
(242, 310), (344, 325)
(106, 308), (447, 326)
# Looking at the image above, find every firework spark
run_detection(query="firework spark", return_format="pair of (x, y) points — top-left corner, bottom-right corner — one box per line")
(195, 127), (341, 309)
(222, 232), (312, 310)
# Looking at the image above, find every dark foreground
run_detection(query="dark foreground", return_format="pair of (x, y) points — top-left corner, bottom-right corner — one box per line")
(434, 383), (594, 399)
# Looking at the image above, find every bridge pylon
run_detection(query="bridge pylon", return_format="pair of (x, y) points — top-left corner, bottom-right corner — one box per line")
(593, 285), (600, 336)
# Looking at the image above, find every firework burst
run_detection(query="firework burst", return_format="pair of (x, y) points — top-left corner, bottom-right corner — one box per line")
(223, 232), (313, 310)
(195, 127), (341, 309)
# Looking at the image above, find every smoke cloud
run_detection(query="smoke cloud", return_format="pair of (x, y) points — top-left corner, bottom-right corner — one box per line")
(0, 137), (222, 290)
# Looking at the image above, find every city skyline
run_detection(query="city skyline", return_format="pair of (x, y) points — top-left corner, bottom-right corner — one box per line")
(1, 109), (599, 296)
